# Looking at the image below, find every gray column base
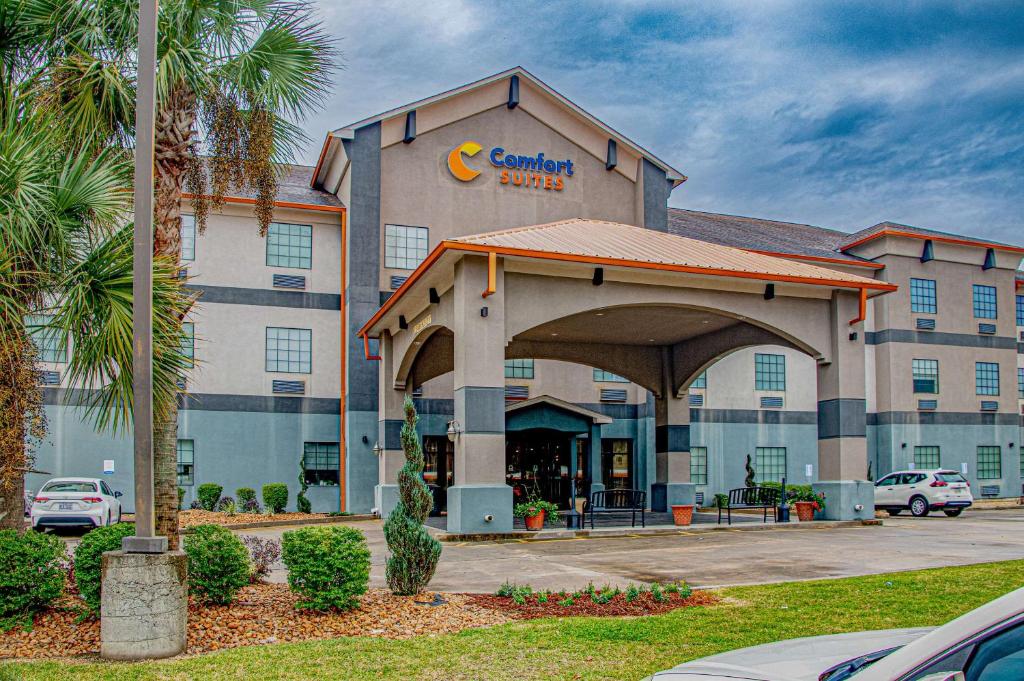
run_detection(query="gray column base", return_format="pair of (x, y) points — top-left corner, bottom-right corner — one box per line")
(374, 484), (399, 518)
(651, 483), (697, 512)
(446, 484), (513, 534)
(813, 480), (875, 521)
(100, 550), (187, 660)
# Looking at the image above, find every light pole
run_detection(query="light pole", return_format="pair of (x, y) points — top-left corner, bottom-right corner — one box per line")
(100, 0), (187, 660)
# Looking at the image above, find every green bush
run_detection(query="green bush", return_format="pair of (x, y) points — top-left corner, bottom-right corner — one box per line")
(282, 526), (369, 610)
(184, 525), (250, 605)
(74, 522), (136, 613)
(0, 530), (66, 630)
(178, 487), (186, 510)
(236, 487), (257, 506)
(196, 483), (223, 511)
(262, 483), (288, 513)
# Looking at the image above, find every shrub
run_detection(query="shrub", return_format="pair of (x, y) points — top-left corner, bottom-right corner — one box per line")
(216, 496), (236, 515)
(262, 483), (288, 513)
(625, 583), (640, 602)
(197, 483), (223, 511)
(240, 535), (281, 583)
(236, 487), (257, 507)
(282, 526), (369, 610)
(74, 523), (136, 613)
(177, 487), (186, 510)
(0, 530), (66, 630)
(190, 499), (203, 510)
(184, 525), (250, 605)
(383, 397), (441, 595)
(296, 457), (312, 514)
(296, 492), (312, 514)
(241, 498), (261, 514)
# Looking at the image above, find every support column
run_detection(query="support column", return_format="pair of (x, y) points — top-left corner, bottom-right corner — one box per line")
(374, 332), (406, 517)
(588, 421), (604, 495)
(447, 255), (513, 534)
(814, 292), (874, 520)
(651, 393), (695, 512)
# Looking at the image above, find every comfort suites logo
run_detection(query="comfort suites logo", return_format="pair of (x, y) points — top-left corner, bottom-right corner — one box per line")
(446, 141), (573, 191)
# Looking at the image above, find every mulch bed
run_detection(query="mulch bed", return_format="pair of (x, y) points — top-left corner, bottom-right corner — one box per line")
(469, 590), (718, 619)
(177, 510), (336, 529)
(0, 584), (511, 660)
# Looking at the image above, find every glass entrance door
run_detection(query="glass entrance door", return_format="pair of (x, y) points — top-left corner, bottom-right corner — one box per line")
(505, 431), (573, 509)
(602, 439), (634, 490)
(422, 436), (453, 516)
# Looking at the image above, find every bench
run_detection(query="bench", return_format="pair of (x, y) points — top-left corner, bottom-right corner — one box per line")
(717, 487), (780, 525)
(583, 489), (646, 529)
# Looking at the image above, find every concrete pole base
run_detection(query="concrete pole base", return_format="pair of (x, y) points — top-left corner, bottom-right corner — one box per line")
(100, 550), (188, 660)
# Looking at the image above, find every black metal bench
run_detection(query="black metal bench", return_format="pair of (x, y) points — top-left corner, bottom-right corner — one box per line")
(718, 487), (780, 525)
(583, 489), (646, 529)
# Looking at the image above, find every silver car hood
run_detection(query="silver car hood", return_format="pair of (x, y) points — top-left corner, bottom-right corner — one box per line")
(648, 628), (932, 681)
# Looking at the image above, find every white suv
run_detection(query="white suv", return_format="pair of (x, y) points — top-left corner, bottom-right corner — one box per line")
(874, 469), (973, 517)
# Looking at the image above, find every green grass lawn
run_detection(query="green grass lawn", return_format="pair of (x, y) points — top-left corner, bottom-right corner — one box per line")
(5, 560), (1024, 681)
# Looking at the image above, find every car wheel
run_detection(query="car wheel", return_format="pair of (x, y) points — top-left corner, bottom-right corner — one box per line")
(943, 508), (963, 517)
(107, 511), (112, 526)
(910, 496), (930, 517)
(116, 508), (122, 523)
(887, 508), (901, 516)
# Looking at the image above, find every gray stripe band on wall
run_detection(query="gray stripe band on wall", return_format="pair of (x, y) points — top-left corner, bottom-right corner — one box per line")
(655, 424), (690, 452)
(381, 419), (404, 450)
(43, 388), (341, 414)
(866, 329), (1017, 349)
(817, 398), (867, 439)
(185, 284), (341, 310)
(454, 386), (505, 433)
(869, 411), (1020, 426)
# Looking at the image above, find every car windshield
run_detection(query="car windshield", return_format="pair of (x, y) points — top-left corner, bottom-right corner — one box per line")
(818, 646), (900, 681)
(936, 472), (967, 483)
(42, 481), (97, 493)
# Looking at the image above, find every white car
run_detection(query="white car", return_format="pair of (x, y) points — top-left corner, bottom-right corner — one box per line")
(649, 584), (1024, 680)
(31, 477), (123, 531)
(874, 469), (973, 517)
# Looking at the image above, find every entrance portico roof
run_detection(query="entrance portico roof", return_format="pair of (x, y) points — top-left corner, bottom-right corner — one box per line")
(505, 395), (613, 425)
(358, 218), (897, 341)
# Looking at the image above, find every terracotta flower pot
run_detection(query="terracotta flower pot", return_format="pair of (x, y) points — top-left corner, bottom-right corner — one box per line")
(794, 501), (816, 522)
(523, 510), (545, 530)
(671, 505), (694, 526)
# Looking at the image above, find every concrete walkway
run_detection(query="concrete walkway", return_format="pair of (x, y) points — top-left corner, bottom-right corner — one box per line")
(238, 508), (1024, 593)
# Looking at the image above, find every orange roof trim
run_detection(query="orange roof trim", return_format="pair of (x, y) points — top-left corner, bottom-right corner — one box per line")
(842, 229), (1024, 255)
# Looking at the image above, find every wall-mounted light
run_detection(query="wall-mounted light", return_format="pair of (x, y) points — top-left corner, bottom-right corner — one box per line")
(372, 441), (383, 457)
(447, 420), (462, 443)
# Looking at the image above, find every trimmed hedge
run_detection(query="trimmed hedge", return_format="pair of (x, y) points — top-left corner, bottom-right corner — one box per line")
(74, 522), (136, 613)
(262, 483), (288, 514)
(177, 487), (186, 510)
(236, 487), (257, 506)
(184, 525), (250, 605)
(281, 526), (370, 610)
(0, 530), (66, 631)
(197, 483), (223, 511)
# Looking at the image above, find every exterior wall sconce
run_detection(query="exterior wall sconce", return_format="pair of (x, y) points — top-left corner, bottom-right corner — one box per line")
(447, 420), (462, 443)
(372, 441), (383, 457)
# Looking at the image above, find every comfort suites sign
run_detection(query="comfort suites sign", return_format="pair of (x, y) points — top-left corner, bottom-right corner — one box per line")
(447, 141), (574, 191)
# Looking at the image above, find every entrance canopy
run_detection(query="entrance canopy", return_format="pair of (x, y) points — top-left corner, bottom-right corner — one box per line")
(506, 394), (612, 434)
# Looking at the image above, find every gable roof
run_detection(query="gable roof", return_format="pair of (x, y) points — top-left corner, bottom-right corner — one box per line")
(667, 208), (876, 267)
(840, 221), (1024, 253)
(505, 395), (613, 425)
(185, 163), (344, 211)
(317, 66), (687, 185)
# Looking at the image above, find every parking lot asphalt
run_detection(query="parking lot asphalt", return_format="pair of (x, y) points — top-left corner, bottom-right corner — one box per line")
(232, 507), (1024, 593)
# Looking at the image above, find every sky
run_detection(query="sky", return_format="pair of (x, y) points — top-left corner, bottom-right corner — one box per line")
(299, 0), (1024, 243)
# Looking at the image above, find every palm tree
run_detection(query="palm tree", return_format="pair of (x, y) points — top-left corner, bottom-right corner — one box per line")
(9, 0), (336, 544)
(0, 90), (192, 530)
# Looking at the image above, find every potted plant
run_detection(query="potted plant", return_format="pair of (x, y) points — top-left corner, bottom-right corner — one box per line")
(514, 499), (560, 530)
(670, 504), (694, 526)
(789, 487), (826, 522)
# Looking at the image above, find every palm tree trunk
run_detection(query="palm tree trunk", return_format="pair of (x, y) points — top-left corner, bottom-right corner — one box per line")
(150, 89), (195, 549)
(0, 333), (42, 531)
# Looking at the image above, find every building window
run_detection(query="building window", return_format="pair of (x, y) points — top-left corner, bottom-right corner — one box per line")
(266, 327), (311, 374)
(505, 359), (534, 379)
(1019, 367), (1024, 399)
(754, 353), (786, 391)
(1017, 295), (1024, 327)
(181, 214), (196, 262)
(266, 222), (312, 269)
(911, 359), (939, 394)
(755, 447), (787, 483)
(180, 322), (194, 368)
(303, 442), (340, 486)
(977, 446), (1002, 480)
(176, 439), (194, 486)
(972, 284), (997, 319)
(909, 278), (936, 314)
(690, 447), (708, 485)
(384, 224), (429, 270)
(975, 362), (1000, 396)
(25, 315), (67, 363)
(593, 368), (628, 382)
(690, 371), (707, 389)
(914, 446), (940, 470)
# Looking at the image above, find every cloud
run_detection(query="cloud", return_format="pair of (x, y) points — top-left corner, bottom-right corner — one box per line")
(298, 0), (1023, 244)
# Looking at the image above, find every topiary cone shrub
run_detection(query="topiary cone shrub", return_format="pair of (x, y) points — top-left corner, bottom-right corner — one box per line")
(383, 396), (441, 595)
